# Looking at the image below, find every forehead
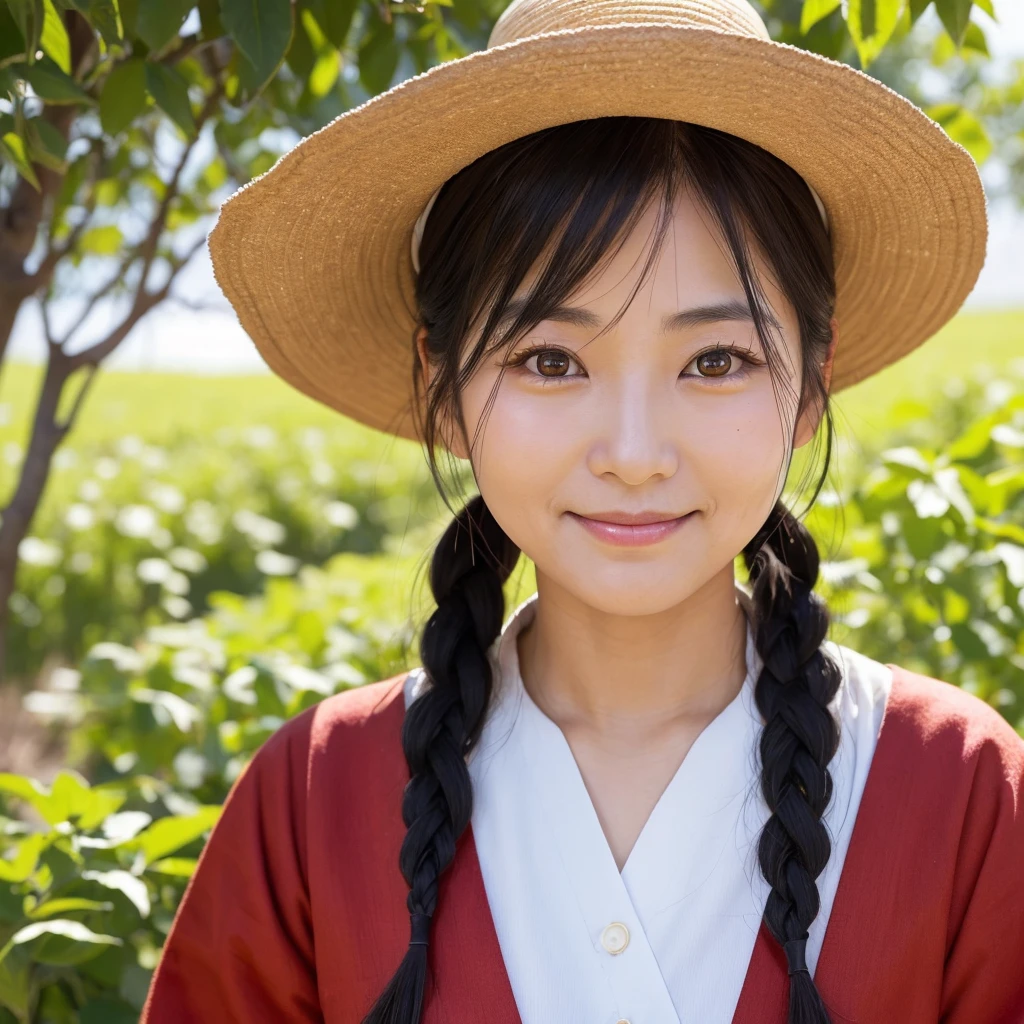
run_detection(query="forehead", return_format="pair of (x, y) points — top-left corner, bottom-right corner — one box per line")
(515, 186), (786, 328)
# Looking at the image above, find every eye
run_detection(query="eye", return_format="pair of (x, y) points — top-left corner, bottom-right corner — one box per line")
(681, 346), (759, 384)
(505, 345), (584, 381)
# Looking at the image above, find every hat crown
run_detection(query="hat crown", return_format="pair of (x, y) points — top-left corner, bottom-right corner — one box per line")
(488, 0), (771, 48)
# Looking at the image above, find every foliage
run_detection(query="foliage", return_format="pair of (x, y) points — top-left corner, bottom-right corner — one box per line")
(812, 369), (1024, 726)
(0, 767), (221, 1024)
(53, 550), (439, 803)
(6, 419), (449, 680)
(0, 545), (537, 1021)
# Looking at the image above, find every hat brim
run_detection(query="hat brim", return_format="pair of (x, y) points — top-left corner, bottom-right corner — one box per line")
(207, 23), (988, 442)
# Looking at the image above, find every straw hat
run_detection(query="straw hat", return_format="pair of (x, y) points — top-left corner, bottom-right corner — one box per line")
(207, 0), (988, 443)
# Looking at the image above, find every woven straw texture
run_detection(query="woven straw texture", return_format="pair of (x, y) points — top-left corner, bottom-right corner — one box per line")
(207, 0), (988, 442)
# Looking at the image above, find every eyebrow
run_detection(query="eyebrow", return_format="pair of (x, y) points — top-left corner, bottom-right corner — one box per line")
(494, 296), (756, 333)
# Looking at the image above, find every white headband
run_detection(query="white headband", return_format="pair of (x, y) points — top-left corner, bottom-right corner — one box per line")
(410, 178), (830, 274)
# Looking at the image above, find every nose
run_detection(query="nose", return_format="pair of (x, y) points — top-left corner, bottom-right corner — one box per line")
(585, 375), (679, 485)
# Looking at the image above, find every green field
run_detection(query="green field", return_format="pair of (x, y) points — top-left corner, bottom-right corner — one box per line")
(2, 306), (1021, 457)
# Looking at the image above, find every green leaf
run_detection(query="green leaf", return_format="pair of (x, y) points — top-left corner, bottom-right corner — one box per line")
(0, 4), (27, 65)
(934, 0), (972, 45)
(0, 129), (38, 186)
(308, 48), (338, 99)
(800, 0), (841, 33)
(908, 0), (931, 22)
(24, 114), (67, 170)
(134, 0), (190, 52)
(99, 56), (147, 134)
(286, 12), (314, 78)
(7, 919), (122, 966)
(926, 103), (992, 164)
(221, 0), (292, 94)
(0, 772), (49, 809)
(846, 0), (906, 67)
(197, 0), (222, 39)
(5, 0), (45, 63)
(0, 771), (125, 827)
(960, 20), (988, 55)
(48, 771), (126, 828)
(146, 856), (198, 876)
(972, 0), (994, 18)
(144, 61), (195, 137)
(65, 0), (122, 45)
(306, 0), (355, 48)
(80, 223), (123, 253)
(20, 55), (91, 102)
(40, 0), (68, 71)
(79, 999), (139, 1024)
(25, 897), (115, 918)
(357, 17), (397, 95)
(80, 868), (150, 918)
(932, 18), (988, 59)
(0, 832), (45, 882)
(130, 806), (221, 863)
(0, 942), (31, 1019)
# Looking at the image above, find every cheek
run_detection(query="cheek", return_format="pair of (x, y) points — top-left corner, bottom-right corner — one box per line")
(461, 375), (574, 538)
(685, 390), (791, 520)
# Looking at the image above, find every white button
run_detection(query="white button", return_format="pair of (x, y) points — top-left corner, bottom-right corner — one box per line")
(601, 921), (630, 954)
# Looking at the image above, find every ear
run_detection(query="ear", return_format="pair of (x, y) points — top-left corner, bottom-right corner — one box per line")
(793, 315), (838, 449)
(415, 325), (470, 460)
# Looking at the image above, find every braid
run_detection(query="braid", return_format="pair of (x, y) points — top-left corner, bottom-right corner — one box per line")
(742, 499), (842, 1024)
(363, 494), (521, 1024)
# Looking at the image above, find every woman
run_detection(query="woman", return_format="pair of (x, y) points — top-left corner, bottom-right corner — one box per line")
(141, 0), (1024, 1021)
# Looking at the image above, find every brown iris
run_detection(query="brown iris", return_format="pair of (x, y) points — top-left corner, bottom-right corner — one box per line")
(695, 350), (731, 377)
(537, 351), (571, 376)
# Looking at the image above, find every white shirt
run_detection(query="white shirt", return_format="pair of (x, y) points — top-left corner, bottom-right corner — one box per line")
(404, 584), (892, 1024)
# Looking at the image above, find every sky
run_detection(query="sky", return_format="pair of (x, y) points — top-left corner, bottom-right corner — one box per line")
(8, 0), (1024, 375)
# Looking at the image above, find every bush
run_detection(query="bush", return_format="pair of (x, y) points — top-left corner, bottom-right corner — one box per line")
(7, 422), (450, 681)
(0, 549), (476, 1022)
(812, 372), (1024, 729)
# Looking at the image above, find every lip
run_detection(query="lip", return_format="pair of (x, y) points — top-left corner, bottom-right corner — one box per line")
(566, 510), (696, 547)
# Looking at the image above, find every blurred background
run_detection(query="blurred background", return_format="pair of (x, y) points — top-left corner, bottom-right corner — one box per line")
(0, 0), (1021, 1020)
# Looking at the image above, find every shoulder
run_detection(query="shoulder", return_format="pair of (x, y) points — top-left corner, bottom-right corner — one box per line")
(826, 636), (1024, 783)
(240, 671), (411, 793)
(872, 663), (1024, 859)
(883, 664), (1024, 774)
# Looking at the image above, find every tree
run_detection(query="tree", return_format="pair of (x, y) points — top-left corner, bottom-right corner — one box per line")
(0, 0), (1013, 679)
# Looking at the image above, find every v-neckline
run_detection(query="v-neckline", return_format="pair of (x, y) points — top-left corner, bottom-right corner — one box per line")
(463, 586), (773, 1023)
(494, 585), (762, 881)
(431, 664), (911, 1024)
(514, 622), (761, 880)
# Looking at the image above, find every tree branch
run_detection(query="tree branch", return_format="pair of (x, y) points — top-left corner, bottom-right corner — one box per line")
(66, 224), (209, 371)
(64, 84), (224, 371)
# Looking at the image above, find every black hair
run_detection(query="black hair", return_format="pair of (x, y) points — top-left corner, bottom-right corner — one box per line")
(364, 116), (841, 1024)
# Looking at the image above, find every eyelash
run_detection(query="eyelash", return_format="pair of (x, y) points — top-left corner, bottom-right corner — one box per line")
(503, 343), (764, 386)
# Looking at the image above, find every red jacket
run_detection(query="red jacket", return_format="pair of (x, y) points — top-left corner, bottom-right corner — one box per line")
(141, 665), (1024, 1023)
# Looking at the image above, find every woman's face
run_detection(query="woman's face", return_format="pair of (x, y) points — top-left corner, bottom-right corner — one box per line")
(418, 188), (836, 617)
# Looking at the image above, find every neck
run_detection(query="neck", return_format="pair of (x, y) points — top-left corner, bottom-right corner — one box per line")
(516, 566), (750, 743)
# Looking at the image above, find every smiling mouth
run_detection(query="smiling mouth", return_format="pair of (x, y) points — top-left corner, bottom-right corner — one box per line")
(574, 510), (691, 525)
(566, 510), (696, 547)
